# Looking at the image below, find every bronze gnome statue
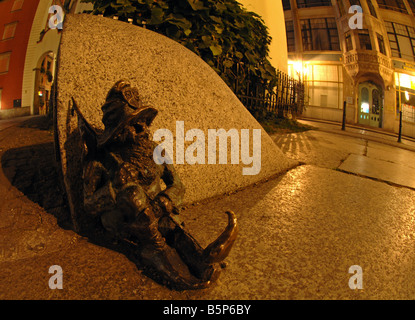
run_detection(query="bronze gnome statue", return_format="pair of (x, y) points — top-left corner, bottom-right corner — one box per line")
(72, 80), (238, 290)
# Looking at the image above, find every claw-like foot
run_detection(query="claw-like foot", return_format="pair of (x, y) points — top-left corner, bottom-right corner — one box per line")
(203, 211), (238, 264)
(140, 210), (238, 290)
(140, 244), (219, 290)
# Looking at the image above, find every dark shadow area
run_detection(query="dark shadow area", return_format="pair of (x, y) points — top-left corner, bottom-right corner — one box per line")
(1, 142), (73, 230)
(0, 137), (175, 289)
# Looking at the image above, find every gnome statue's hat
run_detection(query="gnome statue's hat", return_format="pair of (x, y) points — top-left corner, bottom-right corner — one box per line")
(97, 80), (158, 147)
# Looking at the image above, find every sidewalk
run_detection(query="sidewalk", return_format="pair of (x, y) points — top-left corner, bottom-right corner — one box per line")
(298, 117), (415, 152)
(1, 116), (415, 300)
(0, 115), (43, 132)
(273, 119), (415, 190)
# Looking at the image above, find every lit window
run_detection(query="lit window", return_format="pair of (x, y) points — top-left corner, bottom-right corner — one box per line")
(0, 52), (11, 74)
(2, 22), (18, 40)
(11, 0), (24, 11)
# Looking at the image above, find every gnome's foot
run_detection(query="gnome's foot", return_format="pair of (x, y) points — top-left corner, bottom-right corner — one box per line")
(158, 211), (238, 284)
(202, 211), (239, 264)
(140, 244), (217, 290)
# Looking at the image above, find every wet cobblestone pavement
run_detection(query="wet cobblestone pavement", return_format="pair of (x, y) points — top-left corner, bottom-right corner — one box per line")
(1, 116), (415, 299)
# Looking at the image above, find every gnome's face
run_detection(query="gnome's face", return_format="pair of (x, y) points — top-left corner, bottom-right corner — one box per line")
(112, 121), (150, 145)
(97, 80), (158, 149)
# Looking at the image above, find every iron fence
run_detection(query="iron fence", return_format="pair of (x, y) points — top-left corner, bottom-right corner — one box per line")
(227, 64), (305, 119)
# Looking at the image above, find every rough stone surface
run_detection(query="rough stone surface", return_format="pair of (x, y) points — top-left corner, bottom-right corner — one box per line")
(55, 14), (295, 228)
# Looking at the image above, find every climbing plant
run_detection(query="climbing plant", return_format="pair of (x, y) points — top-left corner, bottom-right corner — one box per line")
(81, 0), (277, 94)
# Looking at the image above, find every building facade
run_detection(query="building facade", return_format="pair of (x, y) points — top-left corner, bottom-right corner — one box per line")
(284, 0), (415, 137)
(239, 0), (288, 73)
(0, 0), (92, 119)
(0, 0), (40, 117)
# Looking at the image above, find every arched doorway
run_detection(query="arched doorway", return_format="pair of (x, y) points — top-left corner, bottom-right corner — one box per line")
(33, 51), (55, 115)
(358, 81), (383, 128)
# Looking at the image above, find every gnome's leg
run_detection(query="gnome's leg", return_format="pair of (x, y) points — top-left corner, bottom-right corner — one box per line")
(158, 215), (220, 282)
(158, 210), (238, 281)
(125, 207), (216, 289)
(115, 186), (214, 289)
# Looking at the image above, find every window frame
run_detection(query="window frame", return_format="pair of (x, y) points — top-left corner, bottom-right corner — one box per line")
(376, 0), (407, 14)
(283, 0), (291, 11)
(345, 32), (353, 51)
(285, 20), (296, 52)
(296, 0), (332, 9)
(385, 21), (415, 61)
(377, 33), (386, 55)
(300, 18), (341, 52)
(407, 0), (415, 14)
(0, 51), (11, 74)
(367, 0), (378, 18)
(358, 29), (373, 51)
(11, 0), (24, 12)
(2, 21), (18, 41)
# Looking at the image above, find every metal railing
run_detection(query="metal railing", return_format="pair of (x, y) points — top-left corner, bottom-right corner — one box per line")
(229, 65), (305, 119)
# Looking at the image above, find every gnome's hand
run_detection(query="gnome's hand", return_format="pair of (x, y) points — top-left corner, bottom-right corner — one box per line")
(154, 194), (174, 217)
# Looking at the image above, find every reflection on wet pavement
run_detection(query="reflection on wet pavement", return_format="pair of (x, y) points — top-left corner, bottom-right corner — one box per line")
(272, 128), (415, 190)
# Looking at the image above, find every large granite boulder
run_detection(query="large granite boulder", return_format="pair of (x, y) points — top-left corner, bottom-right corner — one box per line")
(55, 14), (296, 231)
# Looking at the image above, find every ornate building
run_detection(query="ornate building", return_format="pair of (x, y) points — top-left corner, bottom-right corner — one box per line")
(284, 0), (415, 137)
(0, 0), (92, 119)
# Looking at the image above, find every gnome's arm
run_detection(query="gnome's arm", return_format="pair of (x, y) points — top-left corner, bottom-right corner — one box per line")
(83, 160), (116, 215)
(160, 163), (185, 210)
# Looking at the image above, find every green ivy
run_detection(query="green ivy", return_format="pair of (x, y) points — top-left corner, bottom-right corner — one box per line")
(81, 0), (277, 94)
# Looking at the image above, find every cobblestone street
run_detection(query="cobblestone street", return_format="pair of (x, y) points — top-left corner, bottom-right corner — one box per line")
(1, 116), (415, 299)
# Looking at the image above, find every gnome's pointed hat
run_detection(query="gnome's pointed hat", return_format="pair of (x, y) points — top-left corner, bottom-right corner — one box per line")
(97, 80), (158, 147)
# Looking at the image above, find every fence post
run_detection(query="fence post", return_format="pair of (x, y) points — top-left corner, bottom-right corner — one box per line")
(398, 110), (403, 143)
(342, 101), (347, 131)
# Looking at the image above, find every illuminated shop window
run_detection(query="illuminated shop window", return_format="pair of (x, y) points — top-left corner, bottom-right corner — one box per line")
(301, 64), (344, 109)
(395, 73), (415, 122)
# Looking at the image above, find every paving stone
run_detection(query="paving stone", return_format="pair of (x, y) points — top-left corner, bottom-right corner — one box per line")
(339, 154), (415, 189)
